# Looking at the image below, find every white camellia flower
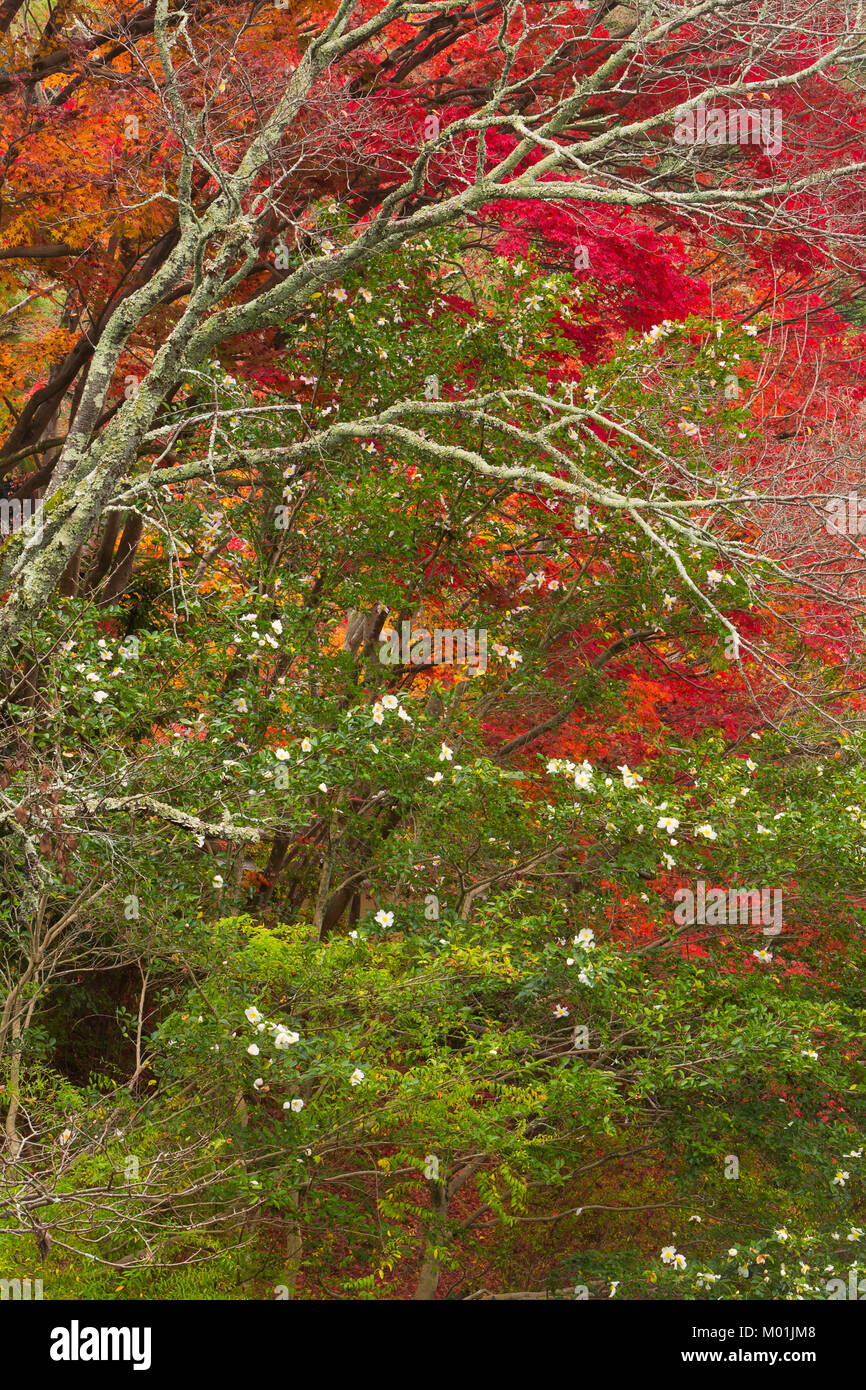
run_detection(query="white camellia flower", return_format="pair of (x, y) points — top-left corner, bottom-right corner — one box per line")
(59, 1128), (72, 1146)
(381, 694), (398, 710)
(752, 947), (773, 964)
(253, 1078), (264, 1091)
(574, 761), (593, 790)
(706, 569), (723, 586)
(573, 928), (596, 951)
(300, 737), (312, 752)
(375, 910), (394, 928)
(577, 970), (593, 987)
(833, 1170), (851, 1186)
(234, 698), (248, 713)
(397, 706), (412, 721)
(245, 1007), (263, 1024)
(660, 1246), (677, 1265)
(672, 1253), (687, 1270)
(661, 853), (676, 870)
(695, 823), (717, 841)
(618, 764), (642, 788)
(847, 1228), (863, 1241)
(283, 1098), (304, 1113)
(372, 703), (385, 724)
(349, 1068), (365, 1086)
(553, 1004), (570, 1018)
(801, 1048), (818, 1060)
(657, 816), (679, 834)
(439, 743), (454, 762)
(274, 1030), (299, 1049)
(93, 690), (109, 703)
(212, 875), (224, 889)
(247, 1044), (260, 1056)
(274, 747), (290, 761)
(426, 771), (443, 783)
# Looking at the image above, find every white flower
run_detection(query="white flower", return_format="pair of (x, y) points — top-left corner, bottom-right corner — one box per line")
(833, 1170), (851, 1186)
(738, 1265), (750, 1278)
(274, 1030), (299, 1049)
(372, 703), (384, 725)
(331, 287), (348, 301)
(284, 1098), (304, 1113)
(426, 771), (443, 783)
(212, 875), (224, 889)
(577, 969), (593, 987)
(93, 689), (109, 703)
(618, 764), (642, 788)
(381, 695), (398, 710)
(775, 1227), (790, 1241)
(233, 697), (248, 713)
(397, 706), (412, 721)
(439, 742), (454, 762)
(59, 1128), (72, 1146)
(274, 747), (291, 761)
(573, 928), (596, 951)
(349, 1068), (365, 1086)
(253, 1077), (264, 1091)
(553, 1004), (570, 1018)
(695, 823), (717, 841)
(657, 816), (679, 834)
(661, 1246), (677, 1264)
(663, 593), (676, 610)
(801, 1049), (818, 1060)
(756, 823), (772, 835)
(245, 1007), (263, 1025)
(318, 783), (328, 793)
(359, 288), (372, 303)
(661, 853), (676, 870)
(247, 1043), (260, 1056)
(706, 569), (723, 586)
(745, 758), (757, 771)
(375, 910), (394, 928)
(300, 737), (312, 752)
(752, 947), (773, 964)
(847, 1229), (863, 1241)
(672, 1253), (687, 1271)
